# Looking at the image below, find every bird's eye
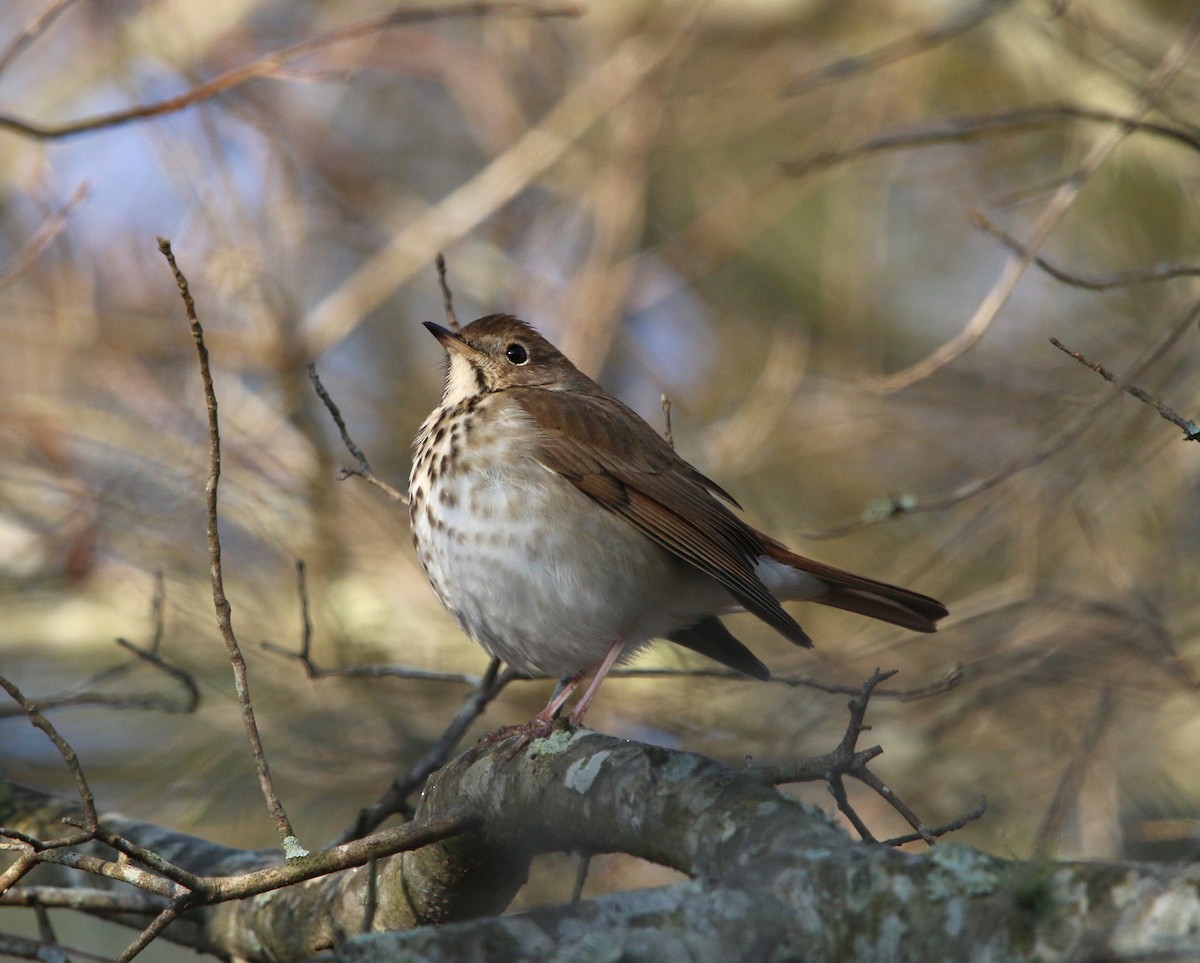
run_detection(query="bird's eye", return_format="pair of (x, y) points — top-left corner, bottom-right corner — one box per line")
(505, 343), (529, 365)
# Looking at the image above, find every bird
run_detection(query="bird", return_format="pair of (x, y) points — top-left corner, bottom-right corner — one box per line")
(409, 313), (947, 742)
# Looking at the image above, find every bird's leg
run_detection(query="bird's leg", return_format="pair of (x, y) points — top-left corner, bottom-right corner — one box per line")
(566, 638), (625, 725)
(466, 669), (587, 761)
(468, 639), (626, 760)
(533, 670), (588, 724)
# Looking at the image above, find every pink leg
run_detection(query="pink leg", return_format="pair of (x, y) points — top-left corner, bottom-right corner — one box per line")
(566, 638), (625, 725)
(465, 669), (587, 761)
(533, 669), (587, 724)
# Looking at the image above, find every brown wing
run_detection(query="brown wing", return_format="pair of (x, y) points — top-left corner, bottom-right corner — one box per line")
(512, 386), (814, 649)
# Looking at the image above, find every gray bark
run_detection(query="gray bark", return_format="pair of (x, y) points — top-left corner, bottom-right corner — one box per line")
(4, 730), (1200, 961)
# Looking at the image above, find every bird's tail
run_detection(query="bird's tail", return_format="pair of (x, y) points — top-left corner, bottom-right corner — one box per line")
(759, 536), (948, 633)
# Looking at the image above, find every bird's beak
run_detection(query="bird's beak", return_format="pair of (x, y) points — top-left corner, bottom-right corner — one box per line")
(423, 322), (481, 360)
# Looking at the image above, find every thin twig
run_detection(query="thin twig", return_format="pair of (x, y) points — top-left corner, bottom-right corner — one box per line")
(0, 3), (584, 140)
(882, 797), (987, 847)
(800, 297), (1200, 538)
(757, 669), (956, 846)
(0, 0), (79, 78)
(660, 394), (674, 448)
(158, 237), (303, 856)
(1050, 337), (1200, 441)
(782, 107), (1200, 181)
(0, 673), (97, 837)
(307, 363), (408, 503)
(0, 183), (88, 290)
(116, 902), (181, 963)
(785, 0), (1012, 94)
(436, 253), (460, 331)
(1033, 686), (1115, 858)
(859, 13), (1200, 393)
(335, 660), (514, 842)
(972, 210), (1200, 290)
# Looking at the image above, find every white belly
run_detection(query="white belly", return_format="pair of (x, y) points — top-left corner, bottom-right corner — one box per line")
(410, 401), (727, 676)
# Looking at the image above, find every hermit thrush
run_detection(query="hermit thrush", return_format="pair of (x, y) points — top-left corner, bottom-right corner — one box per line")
(410, 314), (947, 736)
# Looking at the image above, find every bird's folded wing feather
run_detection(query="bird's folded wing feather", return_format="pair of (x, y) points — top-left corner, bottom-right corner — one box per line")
(512, 387), (814, 648)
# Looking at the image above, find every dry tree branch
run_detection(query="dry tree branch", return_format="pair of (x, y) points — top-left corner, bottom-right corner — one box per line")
(306, 363), (408, 503)
(757, 670), (984, 846)
(0, 673), (97, 842)
(260, 561), (477, 684)
(785, 0), (1014, 94)
(1033, 685), (1115, 858)
(336, 660), (518, 843)
(0, 931), (115, 963)
(971, 210), (1200, 289)
(1049, 338), (1200, 441)
(861, 12), (1200, 393)
(157, 237), (302, 857)
(0, 575), (198, 719)
(302, 14), (696, 355)
(609, 663), (964, 701)
(781, 107), (1200, 179)
(0, 3), (584, 140)
(0, 0), (78, 78)
(799, 296), (1200, 539)
(0, 183), (88, 290)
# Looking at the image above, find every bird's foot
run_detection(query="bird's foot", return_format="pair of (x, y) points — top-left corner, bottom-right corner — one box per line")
(464, 714), (569, 763)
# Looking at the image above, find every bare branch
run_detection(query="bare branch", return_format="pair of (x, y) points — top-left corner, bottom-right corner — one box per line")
(335, 660), (515, 843)
(1050, 337), (1200, 441)
(972, 210), (1200, 290)
(785, 0), (1014, 94)
(0, 3), (585, 140)
(800, 297), (1200, 538)
(0, 673), (97, 839)
(307, 362), (409, 503)
(158, 237), (302, 856)
(0, 0), (79, 78)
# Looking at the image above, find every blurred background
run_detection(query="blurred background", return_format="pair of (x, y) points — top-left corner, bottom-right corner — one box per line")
(2, 0), (1200, 952)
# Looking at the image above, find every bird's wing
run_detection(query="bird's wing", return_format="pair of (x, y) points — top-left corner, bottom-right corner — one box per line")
(512, 387), (814, 648)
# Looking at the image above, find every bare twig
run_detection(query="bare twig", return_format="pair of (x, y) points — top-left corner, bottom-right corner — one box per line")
(882, 797), (987, 847)
(660, 394), (673, 447)
(335, 660), (515, 843)
(436, 253), (460, 331)
(800, 297), (1200, 539)
(609, 663), (963, 701)
(0, 673), (97, 839)
(1033, 686), (1116, 858)
(117, 903), (181, 963)
(757, 670), (967, 846)
(0, 0), (78, 78)
(972, 211), (1200, 290)
(781, 107), (1200, 180)
(0, 932), (113, 963)
(0, 3), (584, 140)
(307, 362), (408, 503)
(158, 237), (302, 856)
(785, 0), (1013, 94)
(861, 13), (1200, 392)
(0, 183), (88, 290)
(1050, 337), (1200, 441)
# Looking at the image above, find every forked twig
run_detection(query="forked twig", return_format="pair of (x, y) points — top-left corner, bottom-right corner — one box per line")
(307, 363), (408, 503)
(758, 669), (983, 846)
